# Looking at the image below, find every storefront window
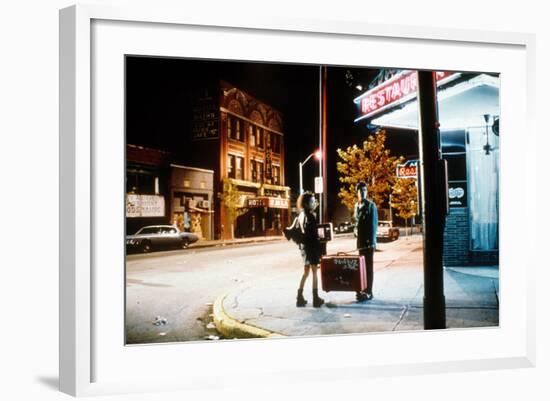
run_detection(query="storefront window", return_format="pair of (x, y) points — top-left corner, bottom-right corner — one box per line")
(467, 126), (499, 251)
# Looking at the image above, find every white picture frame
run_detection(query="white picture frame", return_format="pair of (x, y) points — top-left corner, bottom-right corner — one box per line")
(59, 4), (536, 397)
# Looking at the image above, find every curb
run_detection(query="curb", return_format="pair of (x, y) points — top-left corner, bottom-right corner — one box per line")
(194, 237), (284, 250)
(212, 293), (285, 339)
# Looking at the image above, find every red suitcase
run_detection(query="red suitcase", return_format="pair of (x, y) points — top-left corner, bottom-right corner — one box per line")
(320, 254), (367, 293)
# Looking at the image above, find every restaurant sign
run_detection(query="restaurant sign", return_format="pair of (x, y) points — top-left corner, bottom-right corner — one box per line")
(354, 71), (459, 121)
(396, 160), (418, 179)
(126, 194), (165, 218)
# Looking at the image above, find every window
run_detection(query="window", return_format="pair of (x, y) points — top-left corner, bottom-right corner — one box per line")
(228, 116), (243, 142)
(126, 169), (157, 195)
(235, 156), (243, 179)
(270, 133), (281, 154)
(251, 160), (264, 183)
(227, 115), (232, 139)
(467, 126), (499, 251)
(235, 119), (242, 141)
(249, 125), (256, 147)
(227, 154), (235, 178)
(272, 165), (280, 185)
(256, 127), (264, 148)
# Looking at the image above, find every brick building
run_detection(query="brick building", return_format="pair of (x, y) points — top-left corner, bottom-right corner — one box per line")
(186, 81), (291, 240)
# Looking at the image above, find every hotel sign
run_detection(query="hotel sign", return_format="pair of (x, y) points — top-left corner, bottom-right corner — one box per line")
(354, 71), (458, 121)
(247, 197), (289, 209)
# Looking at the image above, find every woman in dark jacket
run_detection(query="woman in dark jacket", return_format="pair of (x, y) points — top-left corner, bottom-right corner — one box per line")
(295, 192), (324, 308)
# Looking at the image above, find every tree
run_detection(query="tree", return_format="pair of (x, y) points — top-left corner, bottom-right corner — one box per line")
(218, 178), (248, 239)
(391, 177), (418, 235)
(336, 130), (403, 212)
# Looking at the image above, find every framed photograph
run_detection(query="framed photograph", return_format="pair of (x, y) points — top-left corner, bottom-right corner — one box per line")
(60, 4), (536, 397)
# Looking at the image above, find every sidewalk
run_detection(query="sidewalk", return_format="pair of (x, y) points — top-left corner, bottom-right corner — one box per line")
(213, 235), (499, 338)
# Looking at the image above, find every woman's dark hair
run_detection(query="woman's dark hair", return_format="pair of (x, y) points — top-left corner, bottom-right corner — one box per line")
(297, 191), (315, 210)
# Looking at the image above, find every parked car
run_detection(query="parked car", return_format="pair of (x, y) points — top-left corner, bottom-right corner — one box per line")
(377, 221), (400, 241)
(335, 221), (355, 234)
(126, 225), (199, 253)
(353, 220), (400, 241)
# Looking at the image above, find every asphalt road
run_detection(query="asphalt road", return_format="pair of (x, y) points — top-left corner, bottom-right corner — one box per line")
(125, 235), (414, 344)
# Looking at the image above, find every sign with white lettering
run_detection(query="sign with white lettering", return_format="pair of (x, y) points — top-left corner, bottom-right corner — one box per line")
(354, 71), (459, 121)
(126, 194), (165, 217)
(448, 182), (467, 208)
(397, 160), (418, 179)
(314, 176), (324, 194)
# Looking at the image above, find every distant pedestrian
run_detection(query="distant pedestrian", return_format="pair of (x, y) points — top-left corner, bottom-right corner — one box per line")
(295, 192), (324, 308)
(354, 182), (378, 301)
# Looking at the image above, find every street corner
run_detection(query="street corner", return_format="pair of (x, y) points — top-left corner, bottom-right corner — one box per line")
(212, 292), (285, 339)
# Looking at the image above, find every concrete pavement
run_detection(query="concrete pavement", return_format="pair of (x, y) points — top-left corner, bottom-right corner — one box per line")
(213, 235), (499, 338)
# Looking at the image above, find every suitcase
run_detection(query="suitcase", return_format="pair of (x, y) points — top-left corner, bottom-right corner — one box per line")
(320, 254), (367, 293)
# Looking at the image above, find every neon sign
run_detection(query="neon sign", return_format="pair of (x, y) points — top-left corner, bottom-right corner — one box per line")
(354, 71), (458, 121)
(396, 160), (418, 179)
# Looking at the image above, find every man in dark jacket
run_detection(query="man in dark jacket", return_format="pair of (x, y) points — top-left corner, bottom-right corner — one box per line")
(354, 182), (378, 301)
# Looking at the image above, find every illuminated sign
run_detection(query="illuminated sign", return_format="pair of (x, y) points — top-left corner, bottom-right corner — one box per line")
(448, 183), (467, 208)
(126, 194), (165, 218)
(354, 71), (458, 121)
(397, 160), (418, 179)
(247, 197), (289, 209)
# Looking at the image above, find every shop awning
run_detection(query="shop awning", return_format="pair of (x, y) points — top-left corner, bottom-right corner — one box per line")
(370, 74), (499, 130)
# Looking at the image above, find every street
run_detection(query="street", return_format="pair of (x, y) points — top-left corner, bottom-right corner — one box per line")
(126, 235), (417, 344)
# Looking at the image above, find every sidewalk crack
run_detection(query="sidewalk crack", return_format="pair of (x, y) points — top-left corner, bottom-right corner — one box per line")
(392, 305), (409, 331)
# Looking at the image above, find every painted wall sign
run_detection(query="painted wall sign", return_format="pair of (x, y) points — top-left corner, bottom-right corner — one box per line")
(126, 194), (165, 217)
(354, 71), (459, 121)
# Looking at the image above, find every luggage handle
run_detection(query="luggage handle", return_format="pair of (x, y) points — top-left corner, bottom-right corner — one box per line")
(332, 247), (369, 257)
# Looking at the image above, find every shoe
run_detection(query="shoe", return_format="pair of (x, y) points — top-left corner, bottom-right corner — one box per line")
(296, 289), (307, 307)
(312, 289), (324, 308)
(356, 291), (373, 302)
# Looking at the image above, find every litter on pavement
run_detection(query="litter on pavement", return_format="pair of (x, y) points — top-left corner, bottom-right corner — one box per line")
(152, 316), (168, 326)
(205, 335), (220, 341)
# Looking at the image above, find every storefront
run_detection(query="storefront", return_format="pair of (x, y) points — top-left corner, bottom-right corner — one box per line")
(170, 164), (214, 240)
(239, 195), (290, 237)
(126, 145), (171, 235)
(354, 70), (500, 266)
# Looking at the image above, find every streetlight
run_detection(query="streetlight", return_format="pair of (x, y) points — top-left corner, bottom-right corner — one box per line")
(299, 149), (322, 194)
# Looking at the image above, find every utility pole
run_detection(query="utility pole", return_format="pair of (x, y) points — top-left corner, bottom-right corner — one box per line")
(417, 70), (447, 330)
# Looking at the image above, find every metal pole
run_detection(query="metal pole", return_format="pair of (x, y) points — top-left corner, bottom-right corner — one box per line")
(318, 66), (323, 223)
(417, 70), (446, 330)
(321, 66), (328, 223)
(299, 161), (303, 195)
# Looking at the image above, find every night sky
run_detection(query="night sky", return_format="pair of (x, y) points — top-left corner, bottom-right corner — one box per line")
(126, 57), (419, 219)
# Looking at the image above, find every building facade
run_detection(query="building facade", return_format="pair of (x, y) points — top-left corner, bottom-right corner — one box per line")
(126, 144), (171, 235)
(187, 81), (291, 240)
(354, 70), (500, 266)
